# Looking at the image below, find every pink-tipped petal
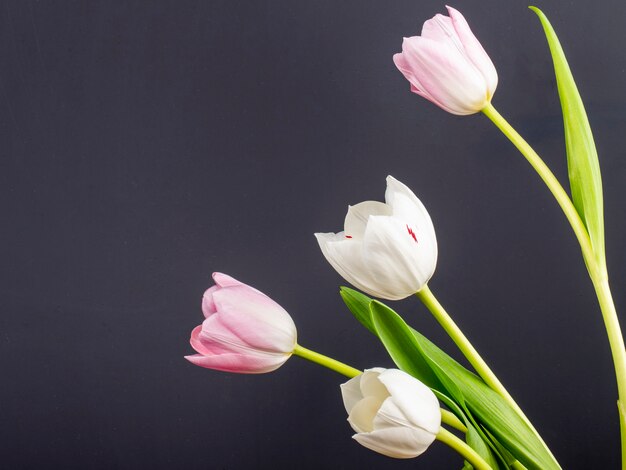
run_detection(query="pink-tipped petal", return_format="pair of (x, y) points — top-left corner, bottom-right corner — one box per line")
(446, 6), (498, 96)
(212, 272), (245, 288)
(184, 351), (289, 374)
(201, 285), (219, 317)
(210, 287), (297, 353)
(393, 50), (435, 103)
(421, 13), (462, 51)
(401, 37), (487, 115)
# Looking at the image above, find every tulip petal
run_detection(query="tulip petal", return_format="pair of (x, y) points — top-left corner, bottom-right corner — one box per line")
(344, 201), (392, 240)
(401, 36), (488, 115)
(210, 287), (297, 353)
(184, 352), (289, 374)
(377, 369), (441, 435)
(212, 272), (245, 288)
(353, 426), (435, 459)
(421, 13), (464, 52)
(348, 396), (383, 434)
(341, 375), (364, 414)
(447, 6), (498, 97)
(201, 286), (219, 318)
(190, 324), (226, 356)
(385, 176), (435, 231)
(360, 369), (390, 401)
(315, 233), (390, 299)
(362, 216), (435, 299)
(393, 51), (440, 106)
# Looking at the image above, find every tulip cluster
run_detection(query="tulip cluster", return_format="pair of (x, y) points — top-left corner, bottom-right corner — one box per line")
(183, 4), (617, 469)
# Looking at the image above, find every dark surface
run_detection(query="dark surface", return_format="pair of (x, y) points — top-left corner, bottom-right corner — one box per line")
(1, 1), (625, 468)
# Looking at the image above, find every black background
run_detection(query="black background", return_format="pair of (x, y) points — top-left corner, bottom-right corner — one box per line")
(1, 1), (625, 469)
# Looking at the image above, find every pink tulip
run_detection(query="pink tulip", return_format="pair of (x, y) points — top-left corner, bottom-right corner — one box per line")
(185, 273), (297, 374)
(393, 6), (497, 115)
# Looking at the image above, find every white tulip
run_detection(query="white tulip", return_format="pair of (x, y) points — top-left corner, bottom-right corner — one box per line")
(341, 368), (441, 459)
(315, 176), (437, 300)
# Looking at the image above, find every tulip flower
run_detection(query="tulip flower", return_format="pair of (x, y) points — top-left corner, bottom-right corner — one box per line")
(185, 272), (297, 373)
(315, 176), (437, 300)
(341, 368), (441, 459)
(393, 6), (497, 115)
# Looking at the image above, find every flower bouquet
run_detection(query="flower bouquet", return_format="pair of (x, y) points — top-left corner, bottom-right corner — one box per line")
(185, 6), (623, 469)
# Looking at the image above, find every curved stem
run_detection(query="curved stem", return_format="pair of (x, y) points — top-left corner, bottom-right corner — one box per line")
(436, 427), (492, 470)
(417, 286), (524, 417)
(416, 285), (558, 465)
(441, 409), (467, 433)
(592, 278), (626, 470)
(483, 102), (626, 467)
(481, 103), (599, 280)
(293, 344), (361, 378)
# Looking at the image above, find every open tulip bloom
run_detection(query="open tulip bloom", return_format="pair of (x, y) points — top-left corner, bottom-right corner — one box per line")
(315, 176), (437, 301)
(186, 5), (624, 469)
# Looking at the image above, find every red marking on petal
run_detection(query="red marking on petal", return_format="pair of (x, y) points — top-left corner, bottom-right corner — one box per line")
(406, 225), (418, 243)
(345, 235), (353, 239)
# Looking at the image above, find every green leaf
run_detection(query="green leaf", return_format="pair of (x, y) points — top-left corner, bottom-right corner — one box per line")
(466, 424), (501, 470)
(412, 329), (559, 470)
(368, 300), (444, 391)
(530, 6), (606, 271)
(369, 300), (560, 470)
(339, 287), (376, 334)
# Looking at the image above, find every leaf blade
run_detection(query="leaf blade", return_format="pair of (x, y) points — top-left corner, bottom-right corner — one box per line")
(530, 6), (605, 271)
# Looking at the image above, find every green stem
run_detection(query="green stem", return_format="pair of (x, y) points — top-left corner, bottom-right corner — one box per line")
(293, 344), (361, 378)
(592, 277), (626, 470)
(417, 286), (524, 416)
(437, 427), (492, 470)
(481, 103), (598, 279)
(483, 102), (626, 468)
(416, 285), (557, 465)
(441, 409), (467, 433)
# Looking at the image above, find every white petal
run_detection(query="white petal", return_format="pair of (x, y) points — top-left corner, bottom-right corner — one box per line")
(344, 201), (392, 240)
(385, 176), (434, 230)
(340, 375), (363, 414)
(347, 396), (383, 433)
(360, 369), (389, 401)
(377, 369), (441, 435)
(362, 216), (435, 299)
(314, 232), (393, 299)
(353, 426), (436, 459)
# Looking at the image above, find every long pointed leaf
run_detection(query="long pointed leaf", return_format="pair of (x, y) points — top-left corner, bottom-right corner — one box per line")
(531, 6), (605, 271)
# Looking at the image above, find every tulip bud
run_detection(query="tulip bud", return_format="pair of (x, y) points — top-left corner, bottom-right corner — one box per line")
(341, 368), (441, 459)
(185, 273), (297, 374)
(393, 6), (498, 115)
(315, 176), (437, 300)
